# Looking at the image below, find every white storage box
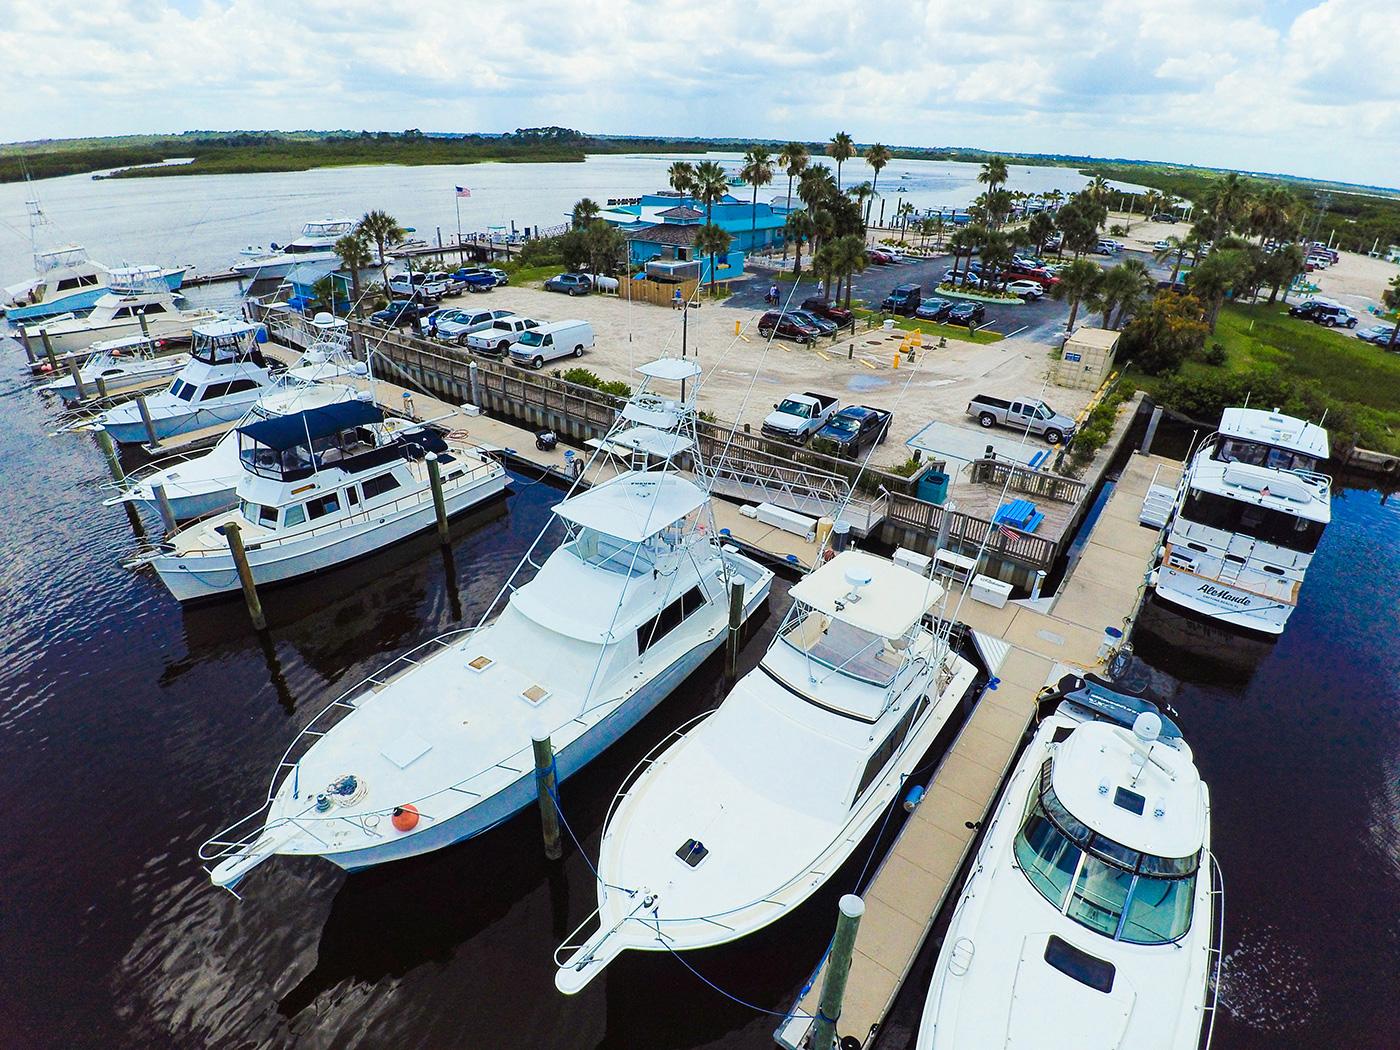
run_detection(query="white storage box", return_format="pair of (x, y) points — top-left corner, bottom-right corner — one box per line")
(755, 502), (817, 539)
(970, 573), (1014, 609)
(892, 547), (932, 575)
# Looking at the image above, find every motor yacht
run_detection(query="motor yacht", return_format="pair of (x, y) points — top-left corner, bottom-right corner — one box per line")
(233, 218), (356, 281)
(24, 267), (215, 355)
(38, 334), (189, 402)
(145, 398), (508, 600)
(86, 319), (279, 445)
(915, 675), (1222, 1050)
(198, 357), (774, 890)
(1153, 407), (1330, 635)
(554, 548), (979, 994)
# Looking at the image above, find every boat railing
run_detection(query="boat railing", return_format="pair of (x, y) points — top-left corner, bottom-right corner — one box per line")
(600, 709), (718, 837)
(1201, 848), (1226, 1050)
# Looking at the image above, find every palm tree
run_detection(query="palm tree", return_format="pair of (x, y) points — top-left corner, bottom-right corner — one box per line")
(849, 181), (874, 222)
(811, 208), (837, 254)
(865, 143), (891, 225)
(1140, 189), (1164, 220)
(983, 188), (1014, 230)
(571, 197), (600, 229)
(946, 227), (974, 285)
(827, 131), (856, 190)
(1202, 172), (1250, 238)
(740, 147), (774, 253)
(1153, 235), (1191, 285)
(694, 223), (732, 296)
(668, 160), (696, 198)
(1051, 258), (1104, 330)
(357, 209), (406, 299)
(798, 166), (836, 211)
(1093, 259), (1151, 328)
(980, 230), (1013, 288)
(777, 142), (809, 211)
(334, 231), (374, 316)
(692, 160), (729, 227)
(1383, 274), (1400, 349)
(832, 234), (867, 307)
(1188, 249), (1249, 331)
(785, 210), (814, 277)
(978, 156), (1009, 195)
(1027, 212), (1055, 256)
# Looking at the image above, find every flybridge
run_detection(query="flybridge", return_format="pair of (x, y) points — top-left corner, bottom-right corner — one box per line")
(1218, 407), (1329, 459)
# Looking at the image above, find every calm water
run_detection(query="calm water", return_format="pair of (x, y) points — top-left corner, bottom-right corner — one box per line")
(0, 152), (1141, 283)
(0, 342), (1396, 1048)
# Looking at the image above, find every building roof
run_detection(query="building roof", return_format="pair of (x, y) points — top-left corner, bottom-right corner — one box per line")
(626, 223), (703, 247)
(657, 205), (703, 221)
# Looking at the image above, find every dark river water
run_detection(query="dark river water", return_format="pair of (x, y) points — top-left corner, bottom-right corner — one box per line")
(1, 343), (1396, 1050)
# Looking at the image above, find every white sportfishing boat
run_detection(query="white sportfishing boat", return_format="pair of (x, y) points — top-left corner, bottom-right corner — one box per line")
(38, 334), (189, 402)
(86, 319), (278, 445)
(555, 548), (979, 994)
(24, 267), (216, 355)
(233, 218), (356, 281)
(145, 398), (508, 600)
(105, 381), (364, 521)
(915, 676), (1222, 1050)
(198, 357), (774, 889)
(1153, 407), (1330, 635)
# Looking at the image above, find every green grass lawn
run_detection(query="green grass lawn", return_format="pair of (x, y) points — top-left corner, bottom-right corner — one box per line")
(852, 308), (1004, 344)
(1130, 301), (1400, 452)
(500, 263), (562, 287)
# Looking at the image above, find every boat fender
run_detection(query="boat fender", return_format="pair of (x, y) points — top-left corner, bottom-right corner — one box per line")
(903, 785), (926, 812)
(392, 804), (420, 832)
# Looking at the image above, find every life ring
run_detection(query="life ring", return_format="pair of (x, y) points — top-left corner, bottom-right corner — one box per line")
(391, 804), (420, 832)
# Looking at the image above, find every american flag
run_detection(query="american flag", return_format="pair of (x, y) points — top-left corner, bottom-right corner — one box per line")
(455, 186), (472, 198)
(997, 523), (1021, 542)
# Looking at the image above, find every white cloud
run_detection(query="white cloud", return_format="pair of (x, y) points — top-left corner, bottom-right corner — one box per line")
(0, 0), (1394, 185)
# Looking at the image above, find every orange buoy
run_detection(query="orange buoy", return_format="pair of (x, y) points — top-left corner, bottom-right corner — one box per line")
(391, 804), (420, 832)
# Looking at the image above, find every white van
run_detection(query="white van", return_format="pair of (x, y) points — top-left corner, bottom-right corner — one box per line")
(509, 320), (595, 369)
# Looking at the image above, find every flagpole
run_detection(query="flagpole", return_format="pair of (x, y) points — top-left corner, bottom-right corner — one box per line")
(455, 192), (463, 261)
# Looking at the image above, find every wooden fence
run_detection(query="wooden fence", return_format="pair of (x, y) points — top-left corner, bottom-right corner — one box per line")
(884, 491), (1056, 572)
(619, 276), (699, 308)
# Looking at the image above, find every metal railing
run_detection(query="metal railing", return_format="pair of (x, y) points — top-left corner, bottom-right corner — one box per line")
(1201, 849), (1226, 1050)
(885, 490), (1056, 569)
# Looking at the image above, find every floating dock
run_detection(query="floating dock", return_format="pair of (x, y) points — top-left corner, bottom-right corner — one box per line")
(776, 451), (1182, 1049)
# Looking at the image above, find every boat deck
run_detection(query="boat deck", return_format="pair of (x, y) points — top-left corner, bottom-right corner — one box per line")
(776, 451), (1181, 1049)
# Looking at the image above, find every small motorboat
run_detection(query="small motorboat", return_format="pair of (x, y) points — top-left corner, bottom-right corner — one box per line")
(38, 335), (189, 402)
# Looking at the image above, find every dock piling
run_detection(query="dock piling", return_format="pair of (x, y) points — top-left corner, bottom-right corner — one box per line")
(1141, 405), (1163, 454)
(468, 360), (480, 407)
(151, 483), (178, 535)
(532, 734), (563, 861)
(41, 330), (58, 374)
(96, 429), (124, 483)
(426, 452), (450, 545)
(726, 578), (745, 684)
(95, 375), (109, 401)
(138, 310), (151, 340)
(218, 522), (266, 630)
(66, 358), (88, 401)
(811, 895), (866, 1050)
(135, 395), (158, 447)
(18, 326), (35, 364)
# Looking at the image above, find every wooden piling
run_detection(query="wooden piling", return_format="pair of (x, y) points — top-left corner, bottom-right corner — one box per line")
(135, 394), (158, 446)
(218, 522), (267, 630)
(532, 734), (563, 861)
(67, 358), (88, 401)
(41, 330), (58, 374)
(426, 452), (450, 545)
(18, 325), (36, 364)
(95, 375), (109, 401)
(96, 429), (125, 483)
(138, 310), (151, 340)
(151, 483), (178, 535)
(726, 577), (745, 684)
(811, 895), (865, 1050)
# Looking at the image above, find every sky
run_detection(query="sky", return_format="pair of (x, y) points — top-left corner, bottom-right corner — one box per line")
(0, 0), (1396, 188)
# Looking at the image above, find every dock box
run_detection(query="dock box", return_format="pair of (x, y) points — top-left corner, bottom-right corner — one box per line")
(970, 573), (1014, 608)
(755, 502), (816, 539)
(892, 547), (932, 575)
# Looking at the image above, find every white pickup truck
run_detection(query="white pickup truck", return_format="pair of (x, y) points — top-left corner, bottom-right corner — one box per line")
(466, 316), (541, 356)
(388, 271), (451, 301)
(967, 394), (1076, 445)
(761, 391), (839, 443)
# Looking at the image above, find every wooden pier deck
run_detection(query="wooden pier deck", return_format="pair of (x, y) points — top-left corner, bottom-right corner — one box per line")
(776, 451), (1180, 1049)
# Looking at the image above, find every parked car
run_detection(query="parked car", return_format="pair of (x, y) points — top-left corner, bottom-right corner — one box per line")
(388, 271), (450, 301)
(1152, 239), (1172, 252)
(435, 308), (516, 344)
(813, 405), (893, 458)
(967, 394), (1075, 444)
(1289, 300), (1358, 328)
(418, 306), (461, 334)
(1151, 213), (1178, 223)
(544, 272), (593, 296)
(789, 309), (838, 335)
(1095, 240), (1121, 256)
(762, 391), (839, 442)
(915, 297), (954, 321)
(757, 311), (821, 344)
(1004, 280), (1045, 300)
(448, 267), (499, 293)
(509, 320), (595, 369)
(1357, 323), (1398, 346)
(370, 300), (432, 328)
(465, 316), (541, 355)
(881, 283), (922, 316)
(801, 297), (855, 329)
(948, 301), (987, 326)
(1003, 265), (1058, 288)
(867, 247), (897, 265)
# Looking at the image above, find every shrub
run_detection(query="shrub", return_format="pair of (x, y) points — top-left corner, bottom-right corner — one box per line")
(887, 455), (924, 478)
(1109, 223), (1128, 236)
(1203, 342), (1228, 366)
(1120, 291), (1208, 375)
(556, 367), (631, 398)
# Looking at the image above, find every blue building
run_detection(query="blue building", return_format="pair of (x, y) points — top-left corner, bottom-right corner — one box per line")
(601, 190), (793, 284)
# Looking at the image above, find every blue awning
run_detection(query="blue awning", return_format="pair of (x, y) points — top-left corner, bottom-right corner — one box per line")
(237, 399), (382, 451)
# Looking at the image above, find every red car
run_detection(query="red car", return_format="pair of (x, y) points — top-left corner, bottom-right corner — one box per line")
(867, 247), (896, 265)
(802, 297), (856, 328)
(1004, 265), (1059, 289)
(757, 311), (821, 344)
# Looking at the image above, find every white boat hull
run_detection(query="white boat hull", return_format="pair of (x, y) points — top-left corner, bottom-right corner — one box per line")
(33, 314), (210, 357)
(1153, 565), (1290, 635)
(153, 468), (511, 601)
(44, 357), (189, 402)
(232, 251), (337, 281)
(101, 395), (265, 445)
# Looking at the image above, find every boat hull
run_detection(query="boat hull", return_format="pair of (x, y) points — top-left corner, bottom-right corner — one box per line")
(231, 252), (336, 281)
(101, 395), (264, 445)
(1153, 564), (1290, 635)
(153, 468), (511, 601)
(45, 360), (188, 402)
(7, 268), (185, 321)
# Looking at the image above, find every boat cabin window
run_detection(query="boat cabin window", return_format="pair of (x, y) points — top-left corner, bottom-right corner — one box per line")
(170, 379), (196, 402)
(853, 697), (928, 804)
(240, 436), (313, 480)
(201, 381), (232, 401)
(636, 585), (706, 654)
(345, 486), (360, 507)
(239, 500), (278, 527)
(193, 336), (258, 366)
(566, 527), (654, 577)
(282, 504), (306, 527)
(1214, 437), (1316, 474)
(1180, 488), (1324, 553)
(111, 306), (133, 319)
(361, 473), (401, 500)
(779, 604), (913, 687)
(1013, 759), (1198, 945)
(144, 303), (167, 315)
(306, 493), (341, 520)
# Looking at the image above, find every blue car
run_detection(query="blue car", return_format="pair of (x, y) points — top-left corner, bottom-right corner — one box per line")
(814, 405), (893, 458)
(450, 267), (499, 293)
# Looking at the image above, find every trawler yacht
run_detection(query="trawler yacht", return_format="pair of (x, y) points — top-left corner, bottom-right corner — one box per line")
(554, 549), (979, 994)
(198, 357), (773, 889)
(1154, 407), (1330, 635)
(39, 334), (189, 402)
(233, 218), (356, 281)
(88, 320), (278, 445)
(26, 267), (215, 355)
(916, 676), (1221, 1050)
(146, 399), (507, 600)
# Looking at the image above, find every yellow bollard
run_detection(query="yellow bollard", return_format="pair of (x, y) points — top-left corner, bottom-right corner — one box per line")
(893, 350), (900, 369)
(734, 319), (741, 335)
(911, 330), (923, 346)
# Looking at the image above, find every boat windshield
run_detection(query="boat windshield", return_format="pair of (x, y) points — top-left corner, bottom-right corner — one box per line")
(565, 527), (654, 577)
(1013, 759), (1198, 945)
(778, 603), (911, 687)
(1213, 436), (1317, 473)
(1180, 488), (1324, 552)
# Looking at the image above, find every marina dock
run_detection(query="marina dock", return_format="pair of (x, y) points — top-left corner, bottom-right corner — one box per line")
(776, 451), (1181, 1049)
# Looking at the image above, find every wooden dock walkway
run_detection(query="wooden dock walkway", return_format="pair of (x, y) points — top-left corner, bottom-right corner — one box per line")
(777, 451), (1180, 1049)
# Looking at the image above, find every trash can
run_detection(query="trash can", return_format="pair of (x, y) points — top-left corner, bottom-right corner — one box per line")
(916, 470), (949, 505)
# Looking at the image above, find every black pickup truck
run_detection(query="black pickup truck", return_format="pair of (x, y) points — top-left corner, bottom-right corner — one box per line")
(814, 405), (893, 458)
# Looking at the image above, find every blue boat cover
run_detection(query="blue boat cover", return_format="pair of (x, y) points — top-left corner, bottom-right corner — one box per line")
(237, 399), (382, 451)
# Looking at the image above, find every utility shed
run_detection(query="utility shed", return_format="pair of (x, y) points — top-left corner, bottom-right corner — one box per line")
(1056, 327), (1119, 389)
